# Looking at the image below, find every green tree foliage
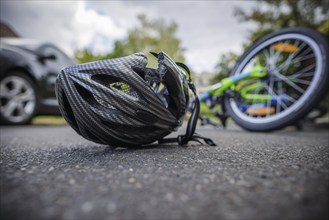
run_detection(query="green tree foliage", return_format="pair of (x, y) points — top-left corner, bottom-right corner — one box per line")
(75, 14), (185, 65)
(75, 49), (104, 63)
(235, 0), (329, 45)
(213, 0), (329, 83)
(211, 52), (239, 84)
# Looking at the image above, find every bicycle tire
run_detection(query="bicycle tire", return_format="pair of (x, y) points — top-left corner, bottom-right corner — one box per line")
(224, 27), (329, 131)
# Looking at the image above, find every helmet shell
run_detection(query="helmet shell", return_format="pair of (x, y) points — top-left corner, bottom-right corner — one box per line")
(56, 52), (189, 147)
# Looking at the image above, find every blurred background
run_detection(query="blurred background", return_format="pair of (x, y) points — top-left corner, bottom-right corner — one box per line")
(0, 0), (328, 125)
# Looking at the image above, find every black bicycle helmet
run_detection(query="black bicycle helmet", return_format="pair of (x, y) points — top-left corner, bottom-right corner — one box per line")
(56, 51), (215, 147)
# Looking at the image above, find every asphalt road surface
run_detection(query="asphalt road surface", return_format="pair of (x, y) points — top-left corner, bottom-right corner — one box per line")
(1, 124), (328, 219)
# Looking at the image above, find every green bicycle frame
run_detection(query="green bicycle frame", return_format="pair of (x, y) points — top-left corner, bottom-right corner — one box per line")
(201, 64), (271, 103)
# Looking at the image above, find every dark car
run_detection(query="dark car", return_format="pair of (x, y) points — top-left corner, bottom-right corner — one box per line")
(0, 38), (75, 125)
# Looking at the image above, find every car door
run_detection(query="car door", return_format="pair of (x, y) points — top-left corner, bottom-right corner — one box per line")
(37, 44), (75, 98)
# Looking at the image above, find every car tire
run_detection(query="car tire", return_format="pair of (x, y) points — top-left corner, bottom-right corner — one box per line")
(0, 71), (39, 125)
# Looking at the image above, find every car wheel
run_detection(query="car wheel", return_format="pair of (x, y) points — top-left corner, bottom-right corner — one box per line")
(0, 72), (38, 125)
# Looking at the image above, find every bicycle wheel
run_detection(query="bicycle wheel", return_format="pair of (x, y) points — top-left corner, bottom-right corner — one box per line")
(224, 27), (329, 131)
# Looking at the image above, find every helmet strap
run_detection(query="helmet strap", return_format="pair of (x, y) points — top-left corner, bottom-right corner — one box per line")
(159, 64), (216, 147)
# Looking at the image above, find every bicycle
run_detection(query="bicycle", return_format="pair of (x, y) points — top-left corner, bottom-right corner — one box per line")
(198, 27), (328, 131)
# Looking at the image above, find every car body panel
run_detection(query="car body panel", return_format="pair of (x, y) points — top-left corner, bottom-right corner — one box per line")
(0, 38), (75, 116)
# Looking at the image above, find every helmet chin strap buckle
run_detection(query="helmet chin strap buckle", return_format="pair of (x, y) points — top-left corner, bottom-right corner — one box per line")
(158, 64), (216, 147)
(150, 51), (216, 147)
(177, 135), (188, 146)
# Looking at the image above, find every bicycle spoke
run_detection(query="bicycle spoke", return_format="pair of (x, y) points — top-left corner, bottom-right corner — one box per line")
(266, 78), (274, 117)
(276, 81), (284, 113)
(288, 71), (314, 80)
(263, 49), (271, 65)
(226, 28), (328, 132)
(272, 40), (286, 64)
(287, 63), (316, 79)
(272, 65), (306, 94)
(280, 42), (309, 71)
(267, 45), (277, 67)
(279, 46), (313, 72)
(276, 40), (305, 72)
(266, 86), (289, 110)
(251, 85), (264, 107)
(291, 78), (311, 85)
(288, 53), (315, 65)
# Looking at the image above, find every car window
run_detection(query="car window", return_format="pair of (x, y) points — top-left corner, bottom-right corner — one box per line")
(39, 45), (75, 69)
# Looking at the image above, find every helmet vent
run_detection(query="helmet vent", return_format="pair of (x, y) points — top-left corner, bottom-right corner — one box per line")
(109, 82), (142, 99)
(91, 74), (149, 105)
(91, 74), (145, 100)
(91, 74), (119, 87)
(73, 82), (117, 110)
(132, 66), (146, 79)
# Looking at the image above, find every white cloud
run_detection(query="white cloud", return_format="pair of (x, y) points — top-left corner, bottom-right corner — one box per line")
(73, 1), (127, 54)
(0, 1), (258, 72)
(80, 1), (257, 72)
(129, 1), (256, 72)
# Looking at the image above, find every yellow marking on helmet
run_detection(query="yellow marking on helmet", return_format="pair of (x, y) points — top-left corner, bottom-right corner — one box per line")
(119, 83), (130, 93)
(109, 82), (131, 93)
(271, 43), (299, 53)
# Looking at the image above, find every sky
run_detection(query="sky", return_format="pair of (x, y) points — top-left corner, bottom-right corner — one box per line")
(0, 1), (258, 73)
